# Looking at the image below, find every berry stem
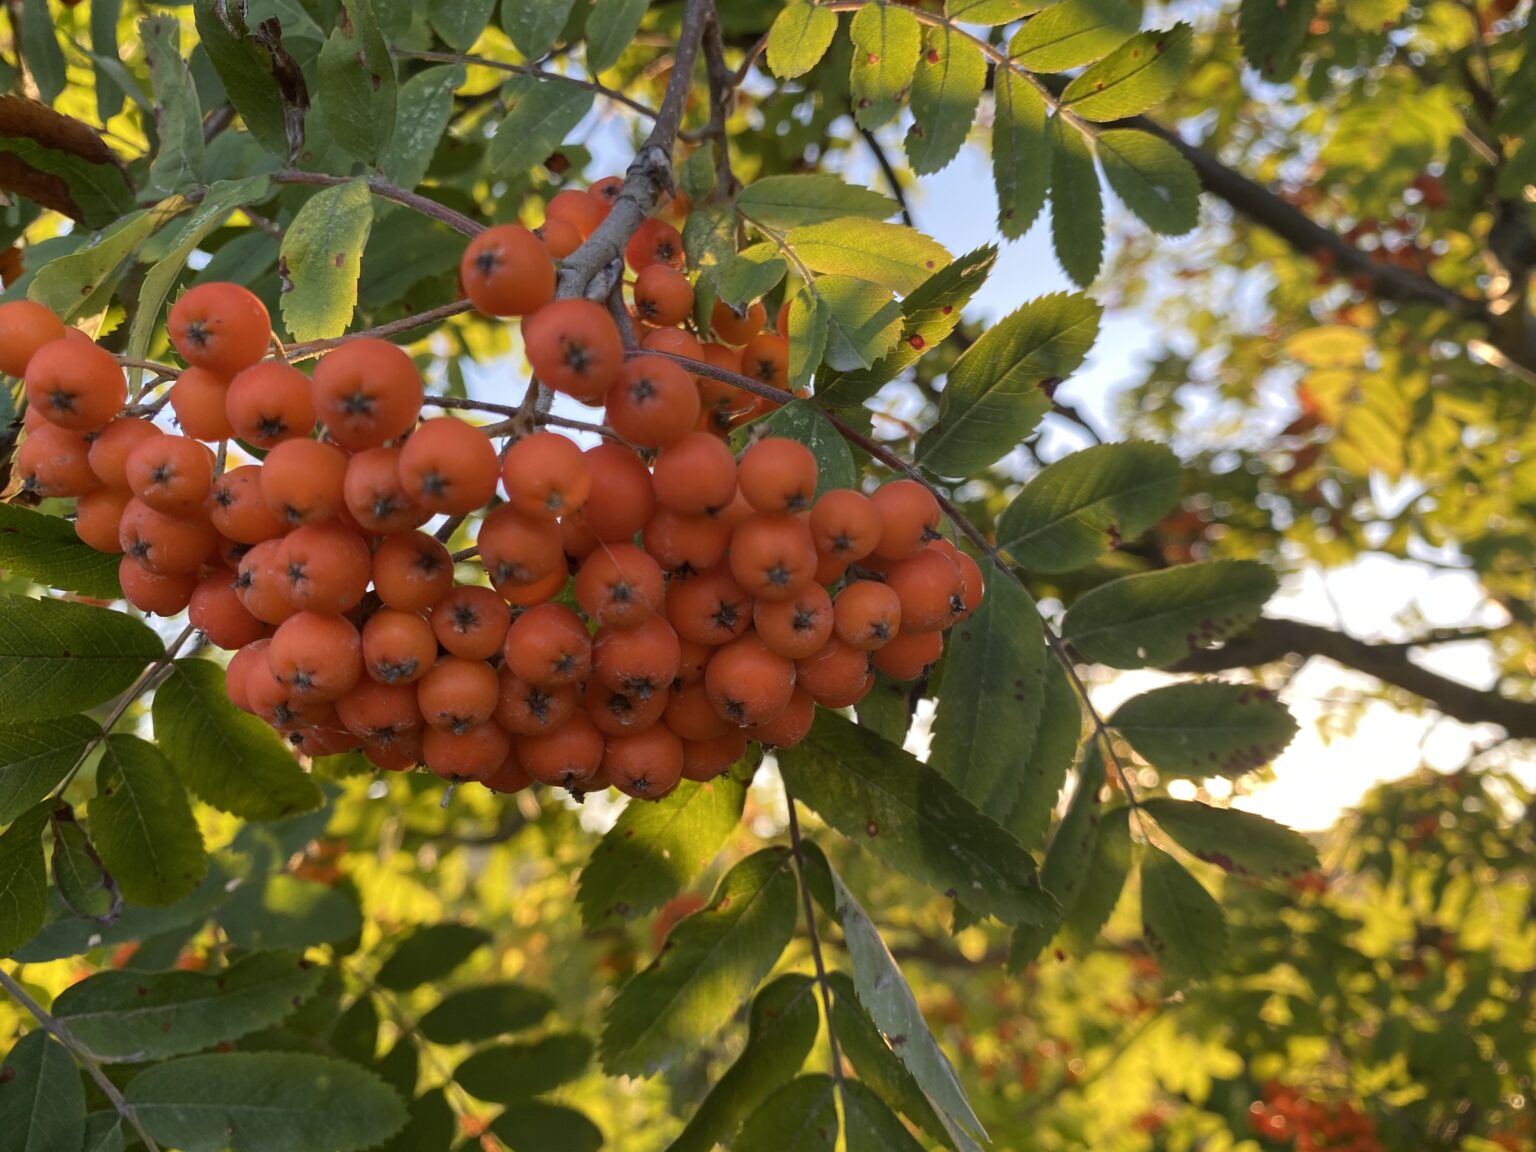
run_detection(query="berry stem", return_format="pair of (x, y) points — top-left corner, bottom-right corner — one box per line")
(0, 968), (165, 1152)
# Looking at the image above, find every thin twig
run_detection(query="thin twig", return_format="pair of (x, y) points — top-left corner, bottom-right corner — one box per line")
(0, 969), (164, 1152)
(285, 301), (477, 363)
(265, 171), (484, 237)
(859, 125), (913, 228)
(699, 14), (741, 199)
(783, 784), (846, 1092)
(393, 48), (661, 120)
(112, 356), (180, 378)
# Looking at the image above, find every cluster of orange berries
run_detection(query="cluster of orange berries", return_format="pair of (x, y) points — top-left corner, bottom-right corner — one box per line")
(2, 176), (983, 801)
(1249, 1083), (1382, 1152)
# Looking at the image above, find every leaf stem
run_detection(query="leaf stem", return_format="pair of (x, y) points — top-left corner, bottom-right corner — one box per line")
(0, 968), (163, 1152)
(391, 48), (662, 121)
(783, 783), (847, 1094)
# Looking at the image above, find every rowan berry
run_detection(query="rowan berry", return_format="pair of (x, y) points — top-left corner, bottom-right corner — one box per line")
(502, 602), (592, 688)
(24, 339), (125, 431)
(755, 584), (835, 660)
(310, 338), (424, 451)
(0, 299), (65, 376)
(546, 188), (604, 239)
(342, 446), (430, 534)
(625, 217), (685, 272)
(461, 224), (557, 317)
(208, 465), (284, 545)
(397, 417), (499, 516)
(834, 580), (903, 650)
(589, 175), (625, 212)
(871, 628), (944, 680)
(581, 443), (656, 540)
(17, 422), (99, 498)
(739, 437), (818, 513)
(705, 634), (796, 726)
(276, 521), (371, 614)
(886, 548), (965, 632)
(74, 487), (131, 553)
(810, 488), (881, 561)
(652, 431), (738, 516)
(749, 684), (815, 748)
(729, 513), (818, 601)
(372, 531), (456, 612)
(574, 543), (665, 629)
(235, 539), (300, 626)
(871, 479), (941, 559)
(119, 556), (197, 616)
(663, 680), (730, 741)
(520, 711), (604, 789)
(125, 434), (215, 516)
(796, 638), (874, 708)
(711, 298), (766, 345)
(168, 282), (271, 376)
(88, 418), (161, 489)
(586, 680), (669, 736)
(417, 656), (500, 733)
(119, 497), (217, 575)
(605, 726), (684, 799)
(431, 584), (510, 660)
(681, 728), (749, 782)
(494, 667), (580, 736)
(169, 367), (234, 441)
(225, 361), (317, 448)
(225, 639), (271, 712)
(189, 569), (268, 650)
(268, 612), (364, 703)
(593, 615), (681, 699)
(483, 750), (533, 795)
(665, 565), (753, 645)
(501, 431), (590, 519)
(633, 265), (694, 327)
(675, 637), (714, 684)
(362, 608), (437, 686)
(929, 539), (985, 621)
(535, 216), (583, 259)
(739, 333), (789, 392)
(423, 722), (511, 782)
(606, 354), (700, 448)
(642, 507), (732, 574)
(523, 298), (624, 403)
(335, 677), (423, 746)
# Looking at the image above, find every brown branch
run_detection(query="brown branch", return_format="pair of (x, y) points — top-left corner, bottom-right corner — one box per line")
(858, 126), (914, 228)
(284, 300), (476, 362)
(266, 171), (483, 237)
(392, 49), (661, 120)
(1170, 616), (1536, 739)
(699, 14), (741, 200)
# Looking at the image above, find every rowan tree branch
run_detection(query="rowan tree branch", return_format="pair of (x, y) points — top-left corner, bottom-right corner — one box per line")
(1170, 616), (1536, 739)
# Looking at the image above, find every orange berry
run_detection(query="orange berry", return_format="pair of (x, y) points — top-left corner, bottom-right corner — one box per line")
(523, 298), (623, 403)
(477, 505), (565, 596)
(397, 417), (499, 516)
(676, 637), (714, 684)
(520, 712), (604, 789)
(335, 677), (423, 746)
(871, 479), (940, 560)
(89, 417), (162, 488)
(796, 638), (873, 708)
(711, 298), (766, 345)
(705, 633), (796, 727)
(739, 437), (817, 513)
(625, 217), (685, 272)
(749, 684), (815, 748)
(257, 438), (349, 527)
(423, 722), (511, 782)
(814, 551), (850, 587)
(930, 539), (984, 621)
(417, 656), (499, 733)
(0, 300), (65, 376)
(169, 367), (234, 441)
(372, 531), (455, 612)
(633, 265), (694, 327)
(729, 513), (818, 601)
(872, 628), (944, 680)
(642, 507), (731, 573)
(363, 608), (438, 685)
(118, 556), (196, 616)
(606, 354), (700, 448)
(775, 299), (791, 335)
(225, 361), (317, 448)
(235, 539), (299, 626)
(310, 338), (423, 451)
(17, 423), (99, 498)
(604, 726), (683, 799)
(119, 497), (217, 575)
(24, 340), (125, 431)
(225, 639), (271, 712)
(276, 521), (371, 614)
(342, 446), (430, 534)
(546, 188), (604, 239)
(641, 325), (705, 367)
(189, 569), (267, 650)
(665, 565), (753, 646)
(75, 487), (131, 553)
(125, 435), (215, 516)
(431, 584), (510, 660)
(885, 548), (964, 632)
(593, 615), (681, 699)
(810, 488), (881, 561)
(535, 216), (583, 259)
(493, 666), (579, 736)
(483, 750), (532, 795)
(585, 680), (669, 737)
(575, 543), (664, 630)
(168, 282), (271, 376)
(589, 175), (625, 212)
(663, 680), (730, 741)
(268, 612), (364, 703)
(501, 431), (590, 519)
(581, 443), (656, 541)
(503, 602), (592, 688)
(652, 431), (738, 516)
(739, 333), (789, 392)
(754, 584), (835, 659)
(834, 580), (902, 650)
(681, 729), (749, 782)
(461, 224), (557, 317)
(208, 465), (285, 545)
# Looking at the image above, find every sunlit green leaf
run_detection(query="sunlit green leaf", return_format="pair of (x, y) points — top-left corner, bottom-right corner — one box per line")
(278, 176), (375, 343)
(1143, 798), (1318, 880)
(142, 15), (206, 196)
(788, 218), (952, 295)
(815, 275), (904, 372)
(1060, 25), (1193, 121)
(1008, 0), (1139, 71)
(850, 3), (922, 129)
(737, 175), (896, 229)
(1049, 116), (1103, 287)
(906, 27), (986, 175)
(767, 1), (840, 79)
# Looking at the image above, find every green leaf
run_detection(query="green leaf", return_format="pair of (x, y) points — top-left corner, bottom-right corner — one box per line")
(663, 975), (819, 1152)
(906, 27), (986, 175)
(818, 245), (997, 407)
(780, 711), (1056, 926)
(820, 865), (987, 1143)
(816, 276), (904, 372)
(1009, 744), (1105, 968)
(577, 773), (747, 927)
(0, 802), (49, 958)
(0, 596), (161, 723)
(83, 1111), (125, 1152)
(766, 1), (840, 79)
(733, 1075), (837, 1152)
(996, 440), (1183, 573)
(152, 659), (324, 820)
(375, 923), (491, 990)
(317, 0), (397, 164)
(737, 175), (897, 229)
(915, 291), (1100, 478)
(948, 0), (1051, 22)
(93, 734), (206, 907)
(0, 716), (99, 825)
(220, 874), (362, 949)
(418, 983), (554, 1046)
(789, 218), (952, 295)
(1049, 116), (1103, 287)
(930, 567), (1047, 813)
(455, 1033), (594, 1103)
(1139, 846), (1228, 983)
(850, 3), (922, 129)
(677, 146), (718, 203)
(1060, 25), (1193, 121)
(487, 79), (593, 179)
(1238, 0), (1317, 81)
(844, 1079), (927, 1152)
(428, 0), (494, 49)
(1060, 559), (1279, 669)
(329, 996), (379, 1066)
(18, 0), (65, 105)
(1142, 798), (1318, 880)
(786, 285), (829, 394)
(600, 848), (799, 1077)
(125, 1052), (408, 1152)
(194, 0), (309, 161)
(0, 99), (136, 228)
(1003, 660), (1081, 850)
(502, 0), (577, 59)
(142, 15), (206, 196)
(50, 807), (119, 921)
(0, 1031), (85, 1151)
(759, 399), (860, 496)
(379, 1088), (454, 1152)
(91, 0), (124, 123)
(1342, 0), (1408, 29)
(683, 201), (738, 280)
(53, 950), (325, 1063)
(1060, 805), (1133, 950)
(381, 64), (463, 192)
(713, 245), (787, 307)
(489, 1102), (604, 1152)
(1097, 128), (1201, 236)
(1007, 0), (1140, 71)
(1109, 682), (1299, 778)
(586, 0), (649, 73)
(278, 176), (375, 343)
(129, 175), (274, 369)
(28, 207), (178, 324)
(373, 1040), (417, 1100)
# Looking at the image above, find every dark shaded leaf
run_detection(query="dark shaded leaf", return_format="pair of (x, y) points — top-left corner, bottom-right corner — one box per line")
(0, 1031), (85, 1151)
(1143, 798), (1318, 880)
(0, 802), (50, 958)
(489, 1101), (604, 1152)
(1140, 846), (1228, 983)
(93, 734), (207, 907)
(195, 0), (311, 161)
(1109, 681), (1298, 777)
(0, 596), (160, 723)
(317, 0), (397, 164)
(418, 983), (554, 1046)
(0, 715), (99, 826)
(455, 1033), (593, 1103)
(375, 923), (490, 990)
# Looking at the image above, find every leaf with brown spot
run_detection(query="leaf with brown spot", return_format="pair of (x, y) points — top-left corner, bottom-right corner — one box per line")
(1143, 798), (1318, 881)
(0, 95), (134, 226)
